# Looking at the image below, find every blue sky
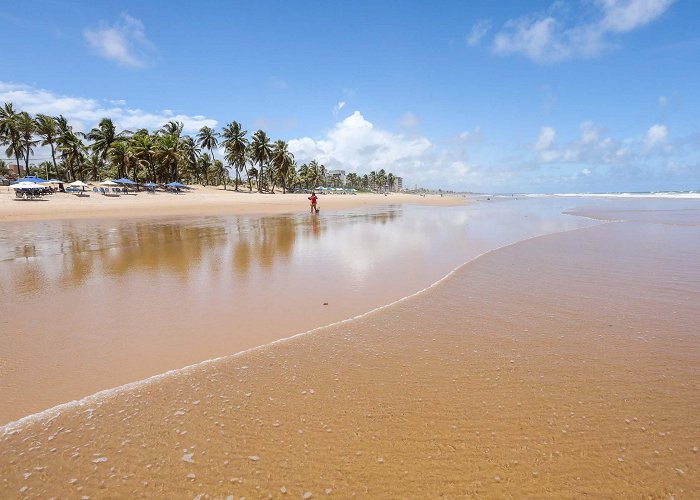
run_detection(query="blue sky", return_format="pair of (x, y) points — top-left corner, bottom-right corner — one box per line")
(1, 0), (698, 193)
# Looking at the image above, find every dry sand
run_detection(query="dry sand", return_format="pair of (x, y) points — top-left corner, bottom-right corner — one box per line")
(0, 185), (464, 222)
(1, 215), (698, 497)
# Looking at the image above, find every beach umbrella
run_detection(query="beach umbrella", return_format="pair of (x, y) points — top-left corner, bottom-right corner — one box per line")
(99, 180), (119, 186)
(45, 179), (64, 184)
(69, 180), (89, 187)
(143, 182), (159, 188)
(113, 178), (137, 185)
(14, 176), (47, 184)
(165, 181), (186, 188)
(11, 181), (40, 189)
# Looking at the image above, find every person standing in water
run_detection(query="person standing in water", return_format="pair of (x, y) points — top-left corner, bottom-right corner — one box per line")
(308, 192), (318, 213)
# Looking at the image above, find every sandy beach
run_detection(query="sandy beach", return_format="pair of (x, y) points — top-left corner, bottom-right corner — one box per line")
(0, 185), (464, 222)
(1, 197), (698, 497)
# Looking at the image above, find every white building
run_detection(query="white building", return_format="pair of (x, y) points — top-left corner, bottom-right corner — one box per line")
(327, 169), (346, 186)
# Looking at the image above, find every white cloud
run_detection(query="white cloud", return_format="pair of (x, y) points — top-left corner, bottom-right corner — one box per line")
(467, 20), (492, 46)
(532, 119), (676, 171)
(580, 121), (600, 145)
(458, 126), (482, 143)
(535, 126), (556, 151)
(581, 167), (592, 176)
(0, 81), (216, 133)
(644, 123), (667, 150)
(489, 0), (673, 63)
(332, 101), (346, 115)
(599, 0), (675, 33)
(289, 111), (432, 177)
(84, 13), (155, 68)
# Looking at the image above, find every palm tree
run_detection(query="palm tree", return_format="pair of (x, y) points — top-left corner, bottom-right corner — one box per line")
(17, 112), (38, 175)
(87, 118), (129, 179)
(155, 133), (182, 182)
(213, 159), (229, 189)
(160, 120), (183, 138)
(249, 130), (272, 193)
(196, 126), (218, 186)
(198, 153), (213, 185)
(297, 163), (309, 189)
(180, 136), (201, 184)
(131, 131), (155, 182)
(377, 168), (387, 193)
(387, 172), (395, 192)
(220, 121), (248, 191)
(270, 139), (295, 194)
(0, 103), (23, 175)
(108, 140), (135, 182)
(369, 170), (377, 191)
(57, 128), (86, 181)
(34, 114), (60, 179)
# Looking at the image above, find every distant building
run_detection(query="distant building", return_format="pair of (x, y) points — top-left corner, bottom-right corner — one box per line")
(8, 164), (21, 177)
(392, 176), (403, 191)
(327, 169), (346, 186)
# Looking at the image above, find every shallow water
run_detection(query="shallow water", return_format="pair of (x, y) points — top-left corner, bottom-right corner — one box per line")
(1, 197), (698, 498)
(0, 199), (598, 424)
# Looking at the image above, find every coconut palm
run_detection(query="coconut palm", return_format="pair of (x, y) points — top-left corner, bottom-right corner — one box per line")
(57, 128), (86, 181)
(160, 120), (183, 138)
(387, 172), (395, 192)
(249, 130), (272, 192)
(131, 131), (155, 182)
(34, 114), (60, 178)
(213, 159), (229, 189)
(0, 103), (23, 175)
(108, 140), (135, 181)
(220, 121), (248, 191)
(198, 153), (213, 184)
(196, 126), (218, 186)
(17, 112), (38, 175)
(87, 118), (130, 178)
(155, 133), (182, 182)
(180, 135), (201, 184)
(270, 139), (295, 193)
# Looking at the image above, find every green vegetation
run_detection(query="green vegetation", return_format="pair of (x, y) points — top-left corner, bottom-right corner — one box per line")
(0, 102), (399, 192)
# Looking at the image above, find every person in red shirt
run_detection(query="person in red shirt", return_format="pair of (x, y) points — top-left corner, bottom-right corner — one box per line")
(308, 192), (318, 213)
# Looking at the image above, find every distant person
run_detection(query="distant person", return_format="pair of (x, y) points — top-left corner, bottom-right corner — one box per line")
(308, 192), (318, 213)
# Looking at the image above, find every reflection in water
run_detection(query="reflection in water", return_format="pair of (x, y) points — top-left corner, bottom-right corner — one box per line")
(1, 208), (403, 291)
(0, 200), (598, 423)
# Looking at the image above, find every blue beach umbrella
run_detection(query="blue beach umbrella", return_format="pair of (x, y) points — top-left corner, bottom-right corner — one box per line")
(14, 176), (47, 184)
(165, 181), (187, 188)
(113, 177), (137, 185)
(143, 182), (159, 187)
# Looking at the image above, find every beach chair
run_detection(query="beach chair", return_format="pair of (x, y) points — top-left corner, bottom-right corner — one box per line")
(93, 187), (99, 193)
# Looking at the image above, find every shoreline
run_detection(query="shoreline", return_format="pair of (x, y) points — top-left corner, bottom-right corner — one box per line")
(1, 210), (698, 497)
(1, 219), (598, 434)
(0, 185), (466, 222)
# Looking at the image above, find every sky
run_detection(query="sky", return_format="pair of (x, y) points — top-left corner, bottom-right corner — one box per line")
(1, 0), (698, 193)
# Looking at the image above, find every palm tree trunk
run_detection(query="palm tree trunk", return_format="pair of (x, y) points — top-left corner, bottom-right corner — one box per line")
(14, 151), (22, 177)
(24, 148), (30, 176)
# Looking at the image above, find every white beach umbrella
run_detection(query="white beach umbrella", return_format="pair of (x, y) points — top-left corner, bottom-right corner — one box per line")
(11, 181), (40, 189)
(69, 180), (89, 187)
(99, 180), (119, 186)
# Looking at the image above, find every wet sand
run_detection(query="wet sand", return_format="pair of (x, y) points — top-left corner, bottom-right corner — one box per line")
(0, 185), (463, 222)
(0, 200), (594, 424)
(1, 200), (698, 497)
